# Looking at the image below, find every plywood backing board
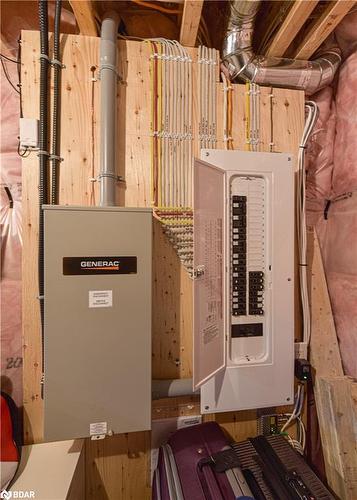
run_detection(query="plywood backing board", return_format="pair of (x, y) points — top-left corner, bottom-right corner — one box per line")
(21, 31), (304, 498)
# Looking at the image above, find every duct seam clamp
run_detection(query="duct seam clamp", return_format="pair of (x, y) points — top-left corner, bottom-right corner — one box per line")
(37, 150), (50, 157)
(49, 154), (63, 162)
(89, 177), (97, 183)
(98, 64), (122, 82)
(39, 53), (51, 63)
(51, 58), (65, 69)
(39, 54), (65, 68)
(98, 172), (125, 182)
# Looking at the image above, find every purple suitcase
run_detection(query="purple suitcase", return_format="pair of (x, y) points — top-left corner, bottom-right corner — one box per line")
(152, 421), (253, 500)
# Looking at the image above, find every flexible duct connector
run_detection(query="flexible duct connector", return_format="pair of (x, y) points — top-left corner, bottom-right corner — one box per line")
(99, 12), (120, 206)
(222, 0), (341, 95)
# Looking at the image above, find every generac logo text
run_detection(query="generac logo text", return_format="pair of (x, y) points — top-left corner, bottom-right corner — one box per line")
(80, 261), (120, 268)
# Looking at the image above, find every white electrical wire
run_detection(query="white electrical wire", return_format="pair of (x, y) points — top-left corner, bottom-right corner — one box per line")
(198, 46), (217, 150)
(148, 37), (194, 271)
(298, 101), (319, 346)
(281, 384), (306, 452)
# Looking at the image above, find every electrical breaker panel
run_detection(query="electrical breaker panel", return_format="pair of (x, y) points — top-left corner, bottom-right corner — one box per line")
(43, 206), (152, 441)
(193, 150), (294, 413)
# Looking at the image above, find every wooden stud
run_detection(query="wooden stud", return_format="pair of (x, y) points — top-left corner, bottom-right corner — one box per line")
(265, 0), (319, 57)
(292, 0), (356, 60)
(314, 376), (357, 499)
(179, 0), (204, 47)
(306, 229), (357, 497)
(307, 229), (344, 378)
(69, 0), (97, 36)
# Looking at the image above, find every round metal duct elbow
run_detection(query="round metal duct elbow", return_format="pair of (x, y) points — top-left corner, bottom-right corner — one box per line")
(222, 0), (342, 95)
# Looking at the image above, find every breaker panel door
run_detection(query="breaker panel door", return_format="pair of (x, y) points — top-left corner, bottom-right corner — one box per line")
(193, 159), (226, 390)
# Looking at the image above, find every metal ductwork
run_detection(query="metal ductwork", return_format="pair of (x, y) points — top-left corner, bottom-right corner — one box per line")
(222, 0), (341, 95)
(99, 12), (120, 206)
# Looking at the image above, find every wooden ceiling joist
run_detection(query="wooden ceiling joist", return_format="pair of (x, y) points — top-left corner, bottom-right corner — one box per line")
(179, 0), (204, 47)
(292, 0), (356, 60)
(265, 0), (319, 57)
(69, 0), (97, 37)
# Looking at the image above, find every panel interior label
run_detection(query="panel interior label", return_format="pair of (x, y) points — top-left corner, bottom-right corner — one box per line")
(63, 256), (137, 275)
(231, 323), (263, 338)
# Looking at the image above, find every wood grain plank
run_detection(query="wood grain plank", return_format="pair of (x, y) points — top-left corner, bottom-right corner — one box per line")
(21, 30), (44, 445)
(69, 0), (97, 36)
(315, 376), (357, 499)
(307, 229), (344, 377)
(292, 0), (356, 59)
(179, 0), (204, 47)
(265, 0), (319, 57)
(85, 431), (151, 500)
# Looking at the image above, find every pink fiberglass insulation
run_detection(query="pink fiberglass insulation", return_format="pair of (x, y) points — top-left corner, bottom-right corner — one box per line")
(307, 10), (357, 378)
(0, 1), (76, 406)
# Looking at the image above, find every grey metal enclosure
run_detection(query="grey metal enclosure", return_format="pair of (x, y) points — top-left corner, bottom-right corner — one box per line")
(43, 206), (152, 441)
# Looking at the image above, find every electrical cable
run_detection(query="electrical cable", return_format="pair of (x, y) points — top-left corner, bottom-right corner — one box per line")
(50, 0), (62, 205)
(1, 57), (20, 94)
(89, 66), (97, 206)
(38, 0), (50, 396)
(297, 101), (319, 348)
(147, 38), (194, 270)
(281, 383), (306, 453)
(245, 82), (250, 151)
(17, 142), (30, 158)
(0, 52), (20, 64)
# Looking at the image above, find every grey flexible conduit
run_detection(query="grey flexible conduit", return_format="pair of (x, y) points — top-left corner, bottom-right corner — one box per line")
(38, 0), (49, 395)
(51, 0), (62, 205)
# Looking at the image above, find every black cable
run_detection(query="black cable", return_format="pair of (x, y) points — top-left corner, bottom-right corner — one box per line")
(4, 186), (14, 208)
(17, 39), (24, 119)
(17, 142), (30, 158)
(38, 0), (49, 397)
(0, 52), (20, 64)
(51, 0), (62, 205)
(1, 57), (20, 94)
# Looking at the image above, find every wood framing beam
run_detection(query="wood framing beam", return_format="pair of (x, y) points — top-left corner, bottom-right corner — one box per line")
(265, 0), (319, 57)
(69, 0), (97, 36)
(179, 0), (204, 47)
(315, 376), (357, 499)
(292, 0), (356, 59)
(307, 230), (357, 497)
(307, 229), (343, 378)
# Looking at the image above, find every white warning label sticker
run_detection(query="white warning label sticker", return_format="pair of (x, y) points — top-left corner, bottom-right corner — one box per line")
(90, 421), (108, 436)
(89, 290), (113, 308)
